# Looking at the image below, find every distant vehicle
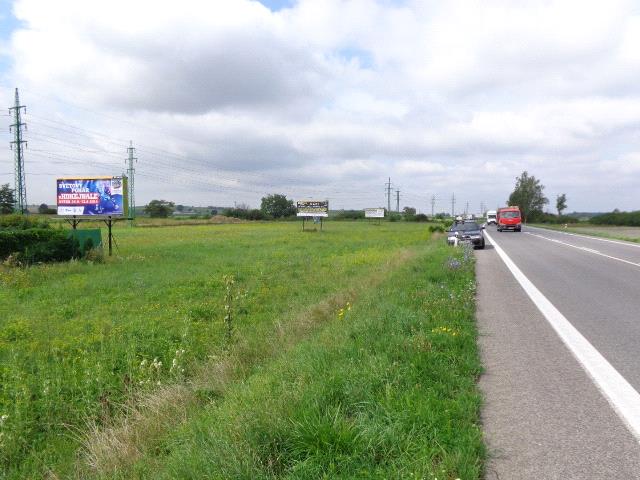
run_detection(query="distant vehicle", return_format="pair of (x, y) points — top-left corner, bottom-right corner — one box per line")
(497, 206), (522, 232)
(465, 214), (474, 220)
(486, 210), (497, 225)
(447, 221), (485, 249)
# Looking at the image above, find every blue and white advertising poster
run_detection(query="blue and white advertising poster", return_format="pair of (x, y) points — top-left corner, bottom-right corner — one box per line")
(57, 177), (127, 216)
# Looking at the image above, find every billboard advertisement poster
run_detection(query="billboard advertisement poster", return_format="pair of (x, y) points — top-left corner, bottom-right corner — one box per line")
(57, 176), (127, 216)
(364, 208), (385, 218)
(296, 200), (329, 217)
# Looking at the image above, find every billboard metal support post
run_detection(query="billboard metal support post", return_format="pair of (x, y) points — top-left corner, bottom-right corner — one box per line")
(103, 216), (113, 256)
(66, 215), (81, 230)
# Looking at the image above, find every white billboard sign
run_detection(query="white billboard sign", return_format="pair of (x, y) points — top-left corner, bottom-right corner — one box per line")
(297, 200), (329, 217)
(364, 208), (385, 218)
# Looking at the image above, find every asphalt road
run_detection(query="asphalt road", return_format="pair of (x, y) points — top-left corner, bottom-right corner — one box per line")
(476, 224), (640, 479)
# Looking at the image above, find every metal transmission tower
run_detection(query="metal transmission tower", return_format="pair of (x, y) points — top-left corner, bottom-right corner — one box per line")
(396, 189), (400, 213)
(9, 88), (27, 213)
(385, 177), (392, 213)
(451, 193), (456, 217)
(126, 141), (137, 224)
(431, 195), (436, 217)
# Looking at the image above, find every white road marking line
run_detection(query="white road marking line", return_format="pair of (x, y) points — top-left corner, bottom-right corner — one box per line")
(528, 226), (640, 249)
(485, 230), (640, 443)
(525, 232), (640, 269)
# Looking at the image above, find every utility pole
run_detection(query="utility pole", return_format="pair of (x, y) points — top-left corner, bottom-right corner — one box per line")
(465, 201), (469, 215)
(126, 141), (137, 225)
(396, 189), (400, 213)
(385, 177), (392, 214)
(9, 88), (27, 214)
(451, 193), (456, 217)
(431, 195), (436, 217)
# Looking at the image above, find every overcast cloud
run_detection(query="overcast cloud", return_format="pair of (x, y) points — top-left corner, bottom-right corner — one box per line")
(1, 0), (639, 212)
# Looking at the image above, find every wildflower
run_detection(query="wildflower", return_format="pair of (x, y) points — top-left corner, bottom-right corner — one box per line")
(0, 414), (8, 427)
(151, 358), (162, 372)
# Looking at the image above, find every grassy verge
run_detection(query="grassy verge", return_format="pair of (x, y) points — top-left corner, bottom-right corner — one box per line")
(530, 223), (640, 243)
(0, 222), (431, 478)
(104, 241), (484, 479)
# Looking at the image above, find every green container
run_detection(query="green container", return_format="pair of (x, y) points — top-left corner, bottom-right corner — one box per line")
(68, 229), (102, 254)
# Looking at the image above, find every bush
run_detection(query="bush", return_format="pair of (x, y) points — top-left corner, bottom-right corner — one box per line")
(388, 214), (401, 222)
(591, 210), (640, 226)
(428, 224), (446, 233)
(402, 213), (429, 222)
(534, 212), (580, 224)
(84, 247), (104, 263)
(0, 214), (50, 231)
(224, 208), (268, 221)
(0, 228), (78, 263)
(332, 210), (365, 220)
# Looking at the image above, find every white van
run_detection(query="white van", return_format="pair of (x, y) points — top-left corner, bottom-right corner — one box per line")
(486, 210), (497, 225)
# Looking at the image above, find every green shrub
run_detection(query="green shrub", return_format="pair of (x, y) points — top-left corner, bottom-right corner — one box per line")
(332, 210), (365, 220)
(0, 228), (77, 263)
(591, 210), (640, 226)
(429, 224), (446, 233)
(84, 246), (105, 263)
(224, 208), (268, 220)
(0, 214), (50, 230)
(535, 212), (579, 224)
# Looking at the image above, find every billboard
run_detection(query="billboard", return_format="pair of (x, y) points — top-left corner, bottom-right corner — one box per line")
(57, 176), (127, 216)
(296, 200), (329, 217)
(364, 208), (385, 218)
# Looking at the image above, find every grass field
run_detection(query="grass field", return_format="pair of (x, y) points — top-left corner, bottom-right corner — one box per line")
(0, 221), (484, 478)
(532, 223), (640, 242)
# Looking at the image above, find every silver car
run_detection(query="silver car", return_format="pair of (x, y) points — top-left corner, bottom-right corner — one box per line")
(447, 221), (486, 249)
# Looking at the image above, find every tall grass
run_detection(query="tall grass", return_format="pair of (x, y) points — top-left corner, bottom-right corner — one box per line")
(100, 242), (484, 479)
(0, 222), (430, 478)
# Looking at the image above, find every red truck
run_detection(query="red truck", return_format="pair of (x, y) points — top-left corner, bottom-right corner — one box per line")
(497, 206), (522, 232)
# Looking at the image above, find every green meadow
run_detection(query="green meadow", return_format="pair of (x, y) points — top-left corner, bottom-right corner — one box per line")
(0, 221), (484, 479)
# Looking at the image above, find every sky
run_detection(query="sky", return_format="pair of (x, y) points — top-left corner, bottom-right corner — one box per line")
(1, 0), (640, 213)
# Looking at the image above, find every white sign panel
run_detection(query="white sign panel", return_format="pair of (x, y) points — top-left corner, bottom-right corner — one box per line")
(296, 200), (329, 217)
(364, 208), (385, 218)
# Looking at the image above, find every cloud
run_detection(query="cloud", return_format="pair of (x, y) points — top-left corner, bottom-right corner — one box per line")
(2, 0), (640, 211)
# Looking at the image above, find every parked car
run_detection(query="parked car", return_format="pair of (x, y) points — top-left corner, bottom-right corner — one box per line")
(497, 206), (522, 232)
(486, 210), (497, 225)
(447, 221), (485, 249)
